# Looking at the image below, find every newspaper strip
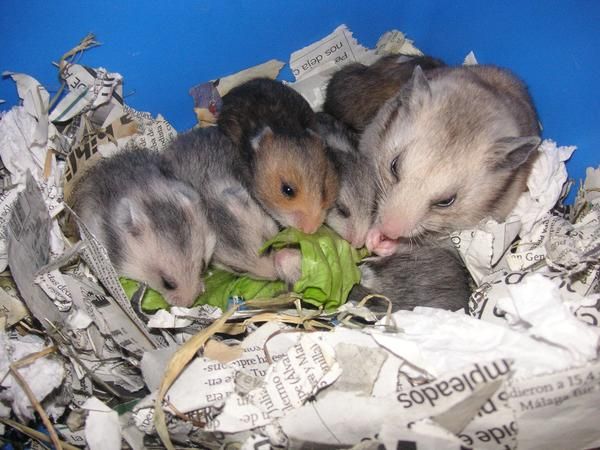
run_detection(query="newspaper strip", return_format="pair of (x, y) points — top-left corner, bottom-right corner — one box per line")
(123, 108), (176, 153)
(166, 323), (295, 410)
(469, 202), (600, 326)
(508, 360), (600, 450)
(374, 29), (423, 56)
(0, 188), (20, 271)
(61, 111), (167, 202)
(289, 25), (378, 109)
(290, 25), (376, 82)
(288, 25), (425, 110)
(6, 173), (70, 331)
(1, 72), (49, 150)
(455, 140), (576, 285)
(455, 384), (517, 449)
(205, 333), (341, 433)
(0, 284), (28, 327)
(82, 396), (122, 450)
(279, 360), (510, 447)
(74, 213), (166, 354)
(58, 66), (175, 201)
(50, 63), (123, 124)
(371, 306), (592, 378)
(133, 322), (295, 433)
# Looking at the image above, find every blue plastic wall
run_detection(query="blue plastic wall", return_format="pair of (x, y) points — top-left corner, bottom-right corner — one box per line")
(1, 1), (598, 198)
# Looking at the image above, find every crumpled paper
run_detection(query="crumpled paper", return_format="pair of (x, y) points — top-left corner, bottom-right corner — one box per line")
(0, 332), (65, 421)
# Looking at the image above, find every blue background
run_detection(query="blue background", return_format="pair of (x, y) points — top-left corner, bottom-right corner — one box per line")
(1, 1), (598, 201)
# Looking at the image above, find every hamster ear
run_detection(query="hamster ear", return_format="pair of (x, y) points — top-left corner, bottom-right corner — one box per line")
(203, 230), (217, 265)
(306, 128), (321, 139)
(406, 65), (432, 102)
(494, 136), (541, 169)
(115, 198), (146, 237)
(250, 126), (274, 152)
(306, 127), (326, 145)
(173, 181), (201, 207)
(222, 184), (252, 208)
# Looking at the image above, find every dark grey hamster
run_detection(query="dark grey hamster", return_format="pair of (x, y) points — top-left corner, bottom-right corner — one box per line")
(348, 243), (471, 312)
(70, 148), (216, 307)
(314, 112), (376, 248)
(323, 54), (445, 133)
(160, 127), (301, 283)
(218, 78), (338, 234)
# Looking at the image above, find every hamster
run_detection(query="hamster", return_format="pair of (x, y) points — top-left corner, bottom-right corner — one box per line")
(361, 65), (542, 256)
(348, 244), (471, 312)
(323, 54), (445, 133)
(160, 127), (301, 283)
(314, 112), (377, 248)
(70, 148), (216, 307)
(218, 77), (339, 234)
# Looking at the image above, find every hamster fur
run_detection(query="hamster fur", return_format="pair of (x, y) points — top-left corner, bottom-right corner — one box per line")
(323, 54), (445, 133)
(348, 243), (471, 312)
(160, 127), (301, 283)
(70, 148), (216, 307)
(361, 65), (541, 256)
(314, 112), (377, 248)
(218, 77), (339, 234)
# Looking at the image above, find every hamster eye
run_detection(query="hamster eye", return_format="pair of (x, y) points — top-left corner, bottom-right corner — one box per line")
(390, 155), (400, 180)
(335, 203), (351, 218)
(281, 183), (296, 198)
(433, 196), (456, 208)
(161, 276), (178, 291)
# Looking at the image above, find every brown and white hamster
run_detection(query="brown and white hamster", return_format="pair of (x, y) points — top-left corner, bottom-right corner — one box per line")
(218, 77), (339, 234)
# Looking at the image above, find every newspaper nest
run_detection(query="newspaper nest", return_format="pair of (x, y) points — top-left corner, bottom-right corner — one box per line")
(1, 28), (599, 450)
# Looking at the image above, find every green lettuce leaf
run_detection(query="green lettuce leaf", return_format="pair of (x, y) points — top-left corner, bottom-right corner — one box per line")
(120, 277), (169, 312)
(261, 226), (369, 311)
(121, 226), (369, 313)
(193, 269), (287, 311)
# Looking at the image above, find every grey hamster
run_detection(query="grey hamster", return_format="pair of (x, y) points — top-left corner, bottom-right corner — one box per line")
(70, 148), (216, 307)
(361, 65), (541, 256)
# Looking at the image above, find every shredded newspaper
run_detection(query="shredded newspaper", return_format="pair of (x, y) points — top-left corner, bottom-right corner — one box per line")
(0, 28), (599, 450)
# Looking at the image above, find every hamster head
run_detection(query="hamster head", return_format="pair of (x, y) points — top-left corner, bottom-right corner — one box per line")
(325, 150), (377, 248)
(362, 67), (540, 255)
(251, 126), (339, 234)
(114, 181), (216, 307)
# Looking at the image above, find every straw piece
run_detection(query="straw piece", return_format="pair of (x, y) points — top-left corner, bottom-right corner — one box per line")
(9, 346), (62, 450)
(153, 306), (238, 450)
(0, 418), (79, 450)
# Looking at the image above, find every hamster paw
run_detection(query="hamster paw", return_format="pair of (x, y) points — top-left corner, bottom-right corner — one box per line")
(366, 228), (399, 256)
(274, 248), (302, 284)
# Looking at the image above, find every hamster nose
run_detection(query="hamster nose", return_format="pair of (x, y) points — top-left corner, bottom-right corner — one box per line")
(300, 223), (320, 234)
(366, 228), (399, 256)
(351, 236), (366, 248)
(298, 214), (323, 234)
(168, 294), (194, 308)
